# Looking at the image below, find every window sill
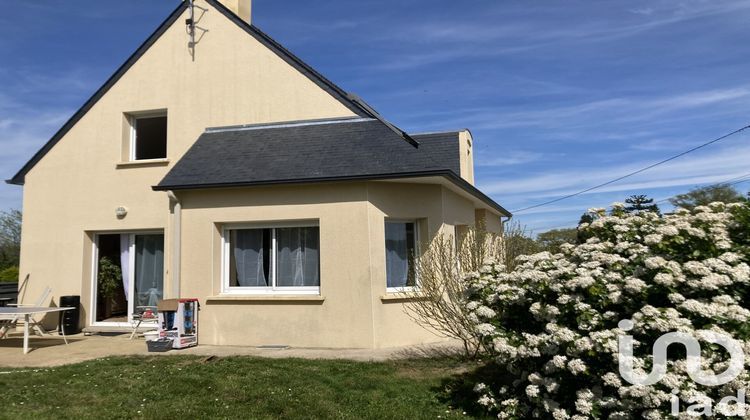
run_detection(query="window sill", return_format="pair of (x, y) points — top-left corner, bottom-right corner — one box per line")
(380, 292), (427, 303)
(116, 159), (170, 169)
(206, 295), (325, 303)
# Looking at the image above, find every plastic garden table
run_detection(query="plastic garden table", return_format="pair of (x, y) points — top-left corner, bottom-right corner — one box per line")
(0, 307), (74, 354)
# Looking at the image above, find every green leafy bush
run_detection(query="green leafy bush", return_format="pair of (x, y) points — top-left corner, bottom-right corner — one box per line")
(0, 266), (18, 282)
(98, 257), (122, 298)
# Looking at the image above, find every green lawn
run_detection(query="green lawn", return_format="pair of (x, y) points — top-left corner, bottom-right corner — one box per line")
(0, 356), (483, 419)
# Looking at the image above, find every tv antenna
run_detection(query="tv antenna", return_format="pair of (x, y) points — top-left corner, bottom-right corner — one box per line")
(185, 0), (208, 60)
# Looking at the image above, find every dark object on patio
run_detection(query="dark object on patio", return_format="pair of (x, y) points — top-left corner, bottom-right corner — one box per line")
(147, 338), (173, 352)
(59, 295), (81, 335)
(0, 283), (18, 307)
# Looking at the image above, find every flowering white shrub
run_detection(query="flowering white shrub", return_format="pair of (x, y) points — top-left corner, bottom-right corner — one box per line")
(465, 202), (750, 419)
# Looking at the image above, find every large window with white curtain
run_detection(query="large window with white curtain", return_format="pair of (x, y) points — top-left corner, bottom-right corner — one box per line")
(385, 220), (418, 292)
(222, 223), (320, 295)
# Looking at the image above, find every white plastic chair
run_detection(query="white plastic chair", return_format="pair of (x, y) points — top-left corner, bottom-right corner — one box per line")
(0, 287), (52, 339)
(129, 305), (159, 340)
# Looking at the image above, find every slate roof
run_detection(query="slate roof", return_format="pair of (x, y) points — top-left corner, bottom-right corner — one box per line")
(156, 118), (456, 188)
(154, 118), (510, 216)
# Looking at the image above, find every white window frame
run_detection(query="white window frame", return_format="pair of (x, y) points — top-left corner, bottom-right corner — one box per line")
(385, 219), (420, 294)
(90, 231), (165, 327)
(128, 111), (168, 162)
(221, 221), (320, 296)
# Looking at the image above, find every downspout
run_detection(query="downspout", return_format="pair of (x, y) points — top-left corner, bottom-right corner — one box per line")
(167, 191), (182, 299)
(500, 215), (511, 230)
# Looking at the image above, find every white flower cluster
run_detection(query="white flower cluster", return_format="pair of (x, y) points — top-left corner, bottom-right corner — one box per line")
(464, 202), (750, 419)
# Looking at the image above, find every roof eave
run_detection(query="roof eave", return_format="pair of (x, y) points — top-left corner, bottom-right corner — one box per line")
(153, 170), (511, 217)
(153, 170), (452, 191)
(442, 173), (512, 217)
(7, 1), (189, 186)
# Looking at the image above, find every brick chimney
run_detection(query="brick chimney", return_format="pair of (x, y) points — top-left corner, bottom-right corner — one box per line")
(219, 0), (251, 24)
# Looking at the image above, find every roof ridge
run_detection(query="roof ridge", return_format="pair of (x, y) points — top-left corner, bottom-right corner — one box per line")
(344, 93), (419, 148)
(205, 117), (375, 133)
(207, 0), (371, 119)
(411, 129), (465, 136)
(207, 0), (420, 149)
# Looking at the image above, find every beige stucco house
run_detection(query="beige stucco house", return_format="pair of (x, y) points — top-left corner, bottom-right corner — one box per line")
(7, 0), (510, 348)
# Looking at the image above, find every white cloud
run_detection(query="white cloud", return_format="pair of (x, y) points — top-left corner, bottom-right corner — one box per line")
(505, 204), (597, 216)
(479, 140), (750, 214)
(434, 87), (750, 132)
(475, 151), (545, 166)
(359, 0), (750, 70)
(0, 67), (92, 210)
(630, 8), (655, 16)
(0, 109), (71, 210)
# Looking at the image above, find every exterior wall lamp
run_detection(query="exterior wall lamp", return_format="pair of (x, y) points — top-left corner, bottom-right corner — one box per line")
(115, 206), (128, 219)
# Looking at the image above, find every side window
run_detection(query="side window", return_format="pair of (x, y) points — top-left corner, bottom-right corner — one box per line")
(385, 221), (417, 291)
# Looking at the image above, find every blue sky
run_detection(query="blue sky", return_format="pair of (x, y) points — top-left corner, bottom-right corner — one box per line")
(1, 0), (750, 232)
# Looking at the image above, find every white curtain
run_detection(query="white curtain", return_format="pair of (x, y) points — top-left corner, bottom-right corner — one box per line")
(276, 227), (319, 287)
(119, 234), (130, 301)
(233, 230), (267, 286)
(385, 222), (409, 288)
(135, 235), (164, 307)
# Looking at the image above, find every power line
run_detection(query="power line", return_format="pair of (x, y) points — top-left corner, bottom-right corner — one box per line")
(527, 173), (750, 232)
(654, 172), (750, 204)
(512, 124), (750, 213)
(528, 222), (578, 233)
(725, 172), (750, 183)
(731, 177), (750, 185)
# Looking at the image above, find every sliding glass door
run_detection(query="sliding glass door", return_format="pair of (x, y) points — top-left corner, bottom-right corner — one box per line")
(133, 234), (164, 309)
(93, 233), (164, 326)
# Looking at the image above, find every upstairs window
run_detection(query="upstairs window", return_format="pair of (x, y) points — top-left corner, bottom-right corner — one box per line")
(130, 113), (167, 161)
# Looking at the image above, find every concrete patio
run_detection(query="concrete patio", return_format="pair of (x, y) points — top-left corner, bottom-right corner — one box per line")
(0, 331), (460, 368)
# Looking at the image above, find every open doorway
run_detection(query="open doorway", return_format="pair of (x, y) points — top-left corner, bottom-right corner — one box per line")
(95, 234), (128, 322)
(92, 233), (164, 326)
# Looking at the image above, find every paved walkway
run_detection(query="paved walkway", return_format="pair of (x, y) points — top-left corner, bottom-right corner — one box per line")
(0, 332), (460, 368)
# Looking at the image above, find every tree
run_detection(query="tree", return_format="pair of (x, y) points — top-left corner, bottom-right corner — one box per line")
(402, 225), (503, 358)
(577, 212), (595, 243)
(0, 209), (22, 270)
(502, 220), (539, 271)
(624, 194), (660, 215)
(669, 183), (745, 211)
(402, 220), (540, 358)
(536, 228), (577, 254)
(0, 266), (19, 283)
